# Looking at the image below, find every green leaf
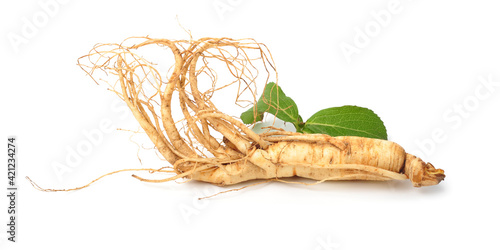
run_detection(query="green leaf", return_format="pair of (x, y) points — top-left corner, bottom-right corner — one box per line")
(302, 105), (387, 139)
(240, 82), (301, 126)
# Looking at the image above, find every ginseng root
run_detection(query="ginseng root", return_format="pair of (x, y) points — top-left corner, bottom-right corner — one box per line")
(27, 36), (445, 191)
(189, 135), (444, 187)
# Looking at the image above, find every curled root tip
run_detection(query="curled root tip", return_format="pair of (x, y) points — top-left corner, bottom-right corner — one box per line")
(405, 154), (446, 187)
(26, 176), (45, 191)
(422, 165), (446, 186)
(25, 176), (60, 192)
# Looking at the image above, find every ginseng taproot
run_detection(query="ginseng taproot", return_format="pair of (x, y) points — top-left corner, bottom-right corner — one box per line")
(27, 36), (445, 192)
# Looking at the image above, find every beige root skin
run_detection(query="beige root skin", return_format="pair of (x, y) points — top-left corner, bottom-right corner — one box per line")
(27, 36), (445, 192)
(190, 136), (444, 187)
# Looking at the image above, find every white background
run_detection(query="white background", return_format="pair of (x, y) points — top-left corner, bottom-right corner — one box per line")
(2, 0), (500, 249)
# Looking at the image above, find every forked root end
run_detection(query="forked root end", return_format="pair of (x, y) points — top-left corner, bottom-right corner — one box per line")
(421, 163), (446, 187)
(405, 154), (446, 187)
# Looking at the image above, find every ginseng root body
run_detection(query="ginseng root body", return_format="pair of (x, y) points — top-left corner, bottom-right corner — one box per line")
(189, 135), (445, 187)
